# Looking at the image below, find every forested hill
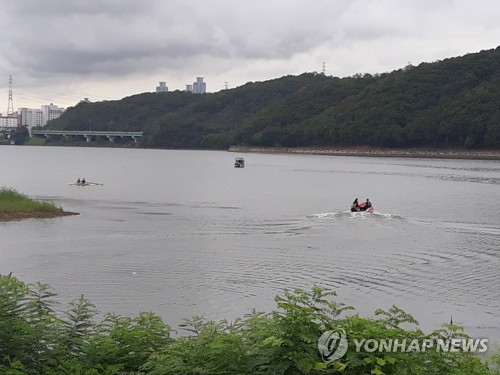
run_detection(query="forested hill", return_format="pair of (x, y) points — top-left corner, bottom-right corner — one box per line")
(47, 46), (500, 149)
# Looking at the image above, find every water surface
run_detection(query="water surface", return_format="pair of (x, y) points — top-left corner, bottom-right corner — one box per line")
(0, 146), (498, 341)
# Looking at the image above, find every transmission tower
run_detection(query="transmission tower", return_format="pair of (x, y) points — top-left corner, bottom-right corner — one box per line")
(7, 75), (14, 116)
(321, 62), (327, 75)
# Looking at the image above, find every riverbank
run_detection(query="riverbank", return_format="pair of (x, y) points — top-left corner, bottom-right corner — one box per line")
(228, 146), (500, 160)
(0, 210), (78, 221)
(0, 188), (78, 221)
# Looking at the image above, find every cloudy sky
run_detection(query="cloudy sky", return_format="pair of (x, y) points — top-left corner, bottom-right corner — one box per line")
(1, 0), (500, 111)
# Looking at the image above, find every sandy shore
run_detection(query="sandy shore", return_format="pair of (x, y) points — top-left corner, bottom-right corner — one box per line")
(228, 146), (500, 160)
(0, 211), (79, 221)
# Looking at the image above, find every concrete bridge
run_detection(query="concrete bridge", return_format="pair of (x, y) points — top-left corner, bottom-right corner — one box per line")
(31, 130), (143, 143)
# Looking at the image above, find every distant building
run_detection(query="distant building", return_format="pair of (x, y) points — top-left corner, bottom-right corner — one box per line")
(17, 103), (65, 130)
(193, 77), (206, 94)
(156, 82), (168, 93)
(0, 115), (18, 128)
(185, 77), (206, 94)
(19, 108), (44, 128)
(41, 103), (65, 125)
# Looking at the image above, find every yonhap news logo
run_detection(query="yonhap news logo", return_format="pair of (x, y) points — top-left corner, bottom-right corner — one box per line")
(318, 329), (489, 362)
(318, 329), (349, 362)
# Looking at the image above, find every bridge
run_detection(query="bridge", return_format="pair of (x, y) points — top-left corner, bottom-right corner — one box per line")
(31, 130), (143, 143)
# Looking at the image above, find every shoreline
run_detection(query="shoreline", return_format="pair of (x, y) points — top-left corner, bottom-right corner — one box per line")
(228, 146), (500, 160)
(0, 211), (79, 221)
(6, 143), (500, 160)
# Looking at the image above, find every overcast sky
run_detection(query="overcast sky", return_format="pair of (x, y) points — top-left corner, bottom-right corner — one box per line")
(1, 0), (499, 111)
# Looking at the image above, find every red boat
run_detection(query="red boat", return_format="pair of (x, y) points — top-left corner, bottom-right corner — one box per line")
(351, 200), (374, 213)
(357, 202), (374, 213)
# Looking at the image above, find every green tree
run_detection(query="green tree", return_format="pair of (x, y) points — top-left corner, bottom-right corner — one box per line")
(11, 126), (29, 145)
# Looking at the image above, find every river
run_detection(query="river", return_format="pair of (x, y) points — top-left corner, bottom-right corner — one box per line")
(0, 146), (498, 341)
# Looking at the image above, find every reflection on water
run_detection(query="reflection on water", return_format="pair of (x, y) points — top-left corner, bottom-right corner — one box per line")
(0, 146), (499, 340)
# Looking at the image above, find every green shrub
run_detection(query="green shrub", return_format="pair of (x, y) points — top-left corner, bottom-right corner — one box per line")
(0, 275), (497, 374)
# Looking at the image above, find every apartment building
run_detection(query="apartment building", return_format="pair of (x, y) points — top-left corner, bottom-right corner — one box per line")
(0, 115), (18, 128)
(185, 77), (206, 94)
(156, 81), (168, 93)
(18, 103), (65, 129)
(41, 103), (65, 124)
(19, 108), (44, 128)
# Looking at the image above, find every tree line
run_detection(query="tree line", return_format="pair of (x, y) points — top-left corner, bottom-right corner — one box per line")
(45, 46), (500, 150)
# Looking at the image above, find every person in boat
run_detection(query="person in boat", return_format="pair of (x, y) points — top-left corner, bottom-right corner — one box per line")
(81, 178), (86, 184)
(351, 198), (360, 212)
(365, 198), (372, 209)
(77, 178), (81, 184)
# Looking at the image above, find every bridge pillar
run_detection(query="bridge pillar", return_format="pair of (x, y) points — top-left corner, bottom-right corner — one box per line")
(107, 135), (117, 143)
(132, 136), (140, 143)
(84, 135), (93, 142)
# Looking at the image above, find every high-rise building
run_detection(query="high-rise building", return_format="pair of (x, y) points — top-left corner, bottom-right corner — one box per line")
(185, 77), (206, 94)
(41, 103), (65, 125)
(156, 82), (168, 93)
(19, 108), (44, 129)
(193, 77), (206, 94)
(16, 104), (65, 130)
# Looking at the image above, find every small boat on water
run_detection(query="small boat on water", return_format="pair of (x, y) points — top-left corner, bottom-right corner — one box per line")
(350, 199), (374, 213)
(68, 182), (103, 187)
(234, 157), (245, 168)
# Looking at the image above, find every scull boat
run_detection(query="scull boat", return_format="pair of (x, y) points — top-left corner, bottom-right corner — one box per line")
(67, 182), (103, 186)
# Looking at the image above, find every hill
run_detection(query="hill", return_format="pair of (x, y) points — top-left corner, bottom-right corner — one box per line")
(45, 46), (500, 149)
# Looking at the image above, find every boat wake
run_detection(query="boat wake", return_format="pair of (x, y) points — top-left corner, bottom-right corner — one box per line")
(308, 210), (402, 220)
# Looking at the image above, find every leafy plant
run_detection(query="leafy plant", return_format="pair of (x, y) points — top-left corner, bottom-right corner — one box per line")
(0, 274), (497, 374)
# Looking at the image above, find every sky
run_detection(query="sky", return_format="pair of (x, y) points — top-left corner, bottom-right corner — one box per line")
(1, 0), (500, 111)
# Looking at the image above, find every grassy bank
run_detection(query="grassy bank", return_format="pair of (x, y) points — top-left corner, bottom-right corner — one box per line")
(0, 187), (77, 220)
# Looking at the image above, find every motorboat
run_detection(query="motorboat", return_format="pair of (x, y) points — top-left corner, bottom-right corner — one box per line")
(234, 157), (245, 168)
(351, 200), (374, 213)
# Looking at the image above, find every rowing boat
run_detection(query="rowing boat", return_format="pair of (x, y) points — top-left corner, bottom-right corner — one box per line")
(67, 182), (103, 186)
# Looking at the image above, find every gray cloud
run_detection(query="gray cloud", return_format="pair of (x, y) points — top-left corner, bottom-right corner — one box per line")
(1, 0), (500, 109)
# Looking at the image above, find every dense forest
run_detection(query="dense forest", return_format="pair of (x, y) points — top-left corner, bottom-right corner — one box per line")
(45, 46), (500, 149)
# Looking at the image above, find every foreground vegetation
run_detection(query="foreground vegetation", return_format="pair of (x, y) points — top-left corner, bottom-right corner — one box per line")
(0, 274), (498, 374)
(0, 188), (75, 220)
(45, 46), (500, 150)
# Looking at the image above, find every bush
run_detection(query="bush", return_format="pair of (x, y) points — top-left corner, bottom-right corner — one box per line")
(0, 275), (497, 374)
